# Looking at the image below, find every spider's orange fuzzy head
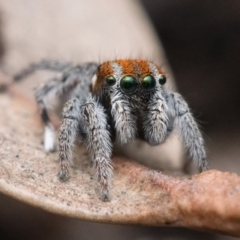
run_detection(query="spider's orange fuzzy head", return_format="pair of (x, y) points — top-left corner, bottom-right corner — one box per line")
(92, 59), (167, 94)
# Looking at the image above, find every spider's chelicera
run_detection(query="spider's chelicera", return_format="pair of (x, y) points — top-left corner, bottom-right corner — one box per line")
(14, 59), (208, 201)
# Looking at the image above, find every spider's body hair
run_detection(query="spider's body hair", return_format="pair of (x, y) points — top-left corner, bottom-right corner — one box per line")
(14, 59), (208, 201)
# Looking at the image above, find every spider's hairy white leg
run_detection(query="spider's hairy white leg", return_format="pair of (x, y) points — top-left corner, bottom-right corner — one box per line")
(167, 92), (208, 171)
(58, 98), (82, 181)
(44, 124), (55, 152)
(110, 92), (137, 144)
(35, 75), (69, 152)
(81, 96), (112, 201)
(34, 63), (98, 152)
(142, 91), (168, 146)
(14, 59), (73, 81)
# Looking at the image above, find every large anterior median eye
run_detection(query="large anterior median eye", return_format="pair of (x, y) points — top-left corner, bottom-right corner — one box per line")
(120, 75), (138, 93)
(106, 76), (116, 86)
(141, 75), (156, 91)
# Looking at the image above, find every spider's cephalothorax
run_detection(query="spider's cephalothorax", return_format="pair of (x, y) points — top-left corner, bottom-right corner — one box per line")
(14, 59), (208, 201)
(93, 59), (170, 144)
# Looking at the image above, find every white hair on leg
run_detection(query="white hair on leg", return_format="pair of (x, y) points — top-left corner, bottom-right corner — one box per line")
(44, 125), (55, 152)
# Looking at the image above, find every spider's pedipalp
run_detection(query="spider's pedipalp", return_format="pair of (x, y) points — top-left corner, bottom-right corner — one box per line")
(80, 95), (112, 201)
(167, 92), (208, 171)
(142, 91), (169, 146)
(110, 92), (137, 144)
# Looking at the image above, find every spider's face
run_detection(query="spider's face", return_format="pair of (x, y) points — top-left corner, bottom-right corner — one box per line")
(92, 59), (167, 100)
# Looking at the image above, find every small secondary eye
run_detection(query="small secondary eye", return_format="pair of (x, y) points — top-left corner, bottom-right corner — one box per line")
(141, 75), (156, 91)
(120, 75), (138, 93)
(159, 75), (167, 85)
(106, 76), (116, 86)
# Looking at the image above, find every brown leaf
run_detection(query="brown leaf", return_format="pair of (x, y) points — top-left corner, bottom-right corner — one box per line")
(0, 86), (240, 237)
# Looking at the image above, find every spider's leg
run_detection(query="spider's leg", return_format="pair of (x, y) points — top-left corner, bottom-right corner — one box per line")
(110, 92), (136, 144)
(167, 92), (208, 171)
(58, 97), (82, 181)
(81, 96), (112, 201)
(35, 63), (98, 152)
(35, 75), (73, 152)
(142, 91), (169, 146)
(14, 59), (73, 81)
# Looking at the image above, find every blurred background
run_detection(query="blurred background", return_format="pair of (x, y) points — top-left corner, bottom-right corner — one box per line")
(0, 0), (240, 239)
(141, 0), (240, 175)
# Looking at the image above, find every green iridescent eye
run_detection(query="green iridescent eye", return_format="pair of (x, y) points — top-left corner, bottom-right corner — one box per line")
(120, 75), (138, 93)
(106, 76), (116, 86)
(159, 75), (167, 85)
(141, 75), (156, 91)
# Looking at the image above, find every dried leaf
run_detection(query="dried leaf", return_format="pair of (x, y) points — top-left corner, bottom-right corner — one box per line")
(0, 86), (240, 237)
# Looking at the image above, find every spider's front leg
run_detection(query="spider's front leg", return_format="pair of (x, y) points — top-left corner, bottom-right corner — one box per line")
(167, 92), (208, 171)
(80, 96), (112, 201)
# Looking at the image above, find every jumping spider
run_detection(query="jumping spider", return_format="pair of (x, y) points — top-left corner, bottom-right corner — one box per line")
(14, 59), (208, 201)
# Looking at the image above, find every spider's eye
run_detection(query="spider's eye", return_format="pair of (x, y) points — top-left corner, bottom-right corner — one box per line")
(141, 75), (156, 91)
(120, 75), (138, 93)
(159, 75), (167, 85)
(106, 76), (116, 86)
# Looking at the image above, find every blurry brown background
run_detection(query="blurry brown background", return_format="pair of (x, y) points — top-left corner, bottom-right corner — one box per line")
(143, 0), (240, 132)
(0, 0), (240, 239)
(141, 0), (240, 175)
